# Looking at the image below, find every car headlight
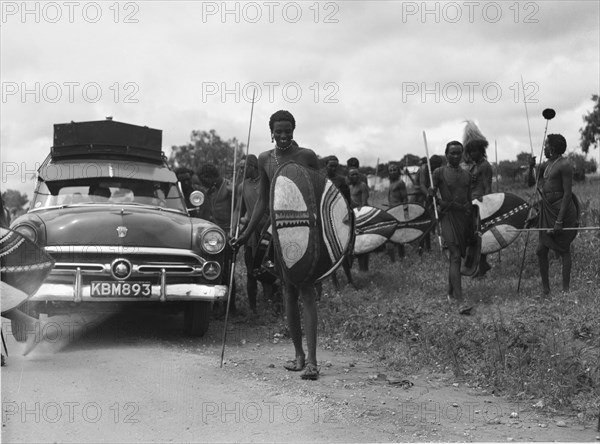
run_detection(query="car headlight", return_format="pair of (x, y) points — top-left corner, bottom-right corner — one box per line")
(189, 190), (204, 207)
(13, 224), (38, 243)
(199, 228), (225, 254)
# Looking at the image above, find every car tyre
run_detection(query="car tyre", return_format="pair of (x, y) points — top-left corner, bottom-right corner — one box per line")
(184, 301), (211, 337)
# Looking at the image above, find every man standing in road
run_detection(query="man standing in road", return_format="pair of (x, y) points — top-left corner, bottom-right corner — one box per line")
(232, 110), (321, 380)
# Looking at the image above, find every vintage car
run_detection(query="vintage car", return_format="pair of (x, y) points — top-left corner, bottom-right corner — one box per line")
(10, 119), (229, 338)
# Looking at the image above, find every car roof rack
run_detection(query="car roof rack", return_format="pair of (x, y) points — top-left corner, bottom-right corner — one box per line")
(50, 119), (165, 163)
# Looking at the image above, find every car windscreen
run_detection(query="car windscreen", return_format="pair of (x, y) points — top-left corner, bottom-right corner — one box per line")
(31, 178), (186, 212)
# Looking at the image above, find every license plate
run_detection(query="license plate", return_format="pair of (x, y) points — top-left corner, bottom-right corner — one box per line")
(91, 281), (152, 297)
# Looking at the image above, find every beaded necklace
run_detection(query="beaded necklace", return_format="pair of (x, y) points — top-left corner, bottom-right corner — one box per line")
(543, 155), (562, 179)
(273, 142), (296, 167)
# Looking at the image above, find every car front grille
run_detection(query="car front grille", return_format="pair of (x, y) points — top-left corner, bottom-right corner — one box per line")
(46, 245), (207, 278)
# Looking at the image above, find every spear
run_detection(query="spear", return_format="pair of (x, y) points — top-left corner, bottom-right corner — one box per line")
(521, 75), (534, 156)
(422, 131), (443, 252)
(220, 88), (256, 368)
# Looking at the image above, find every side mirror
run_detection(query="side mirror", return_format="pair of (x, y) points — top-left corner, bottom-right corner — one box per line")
(189, 190), (204, 207)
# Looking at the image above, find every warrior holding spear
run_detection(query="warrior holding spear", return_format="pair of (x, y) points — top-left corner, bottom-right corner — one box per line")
(462, 121), (494, 277)
(527, 133), (580, 296)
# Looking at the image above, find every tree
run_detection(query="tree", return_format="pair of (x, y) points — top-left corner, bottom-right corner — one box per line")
(398, 154), (422, 168)
(579, 94), (600, 153)
(516, 152), (533, 163)
(498, 160), (522, 181)
(2, 189), (29, 212)
(568, 152), (598, 181)
(168, 129), (245, 179)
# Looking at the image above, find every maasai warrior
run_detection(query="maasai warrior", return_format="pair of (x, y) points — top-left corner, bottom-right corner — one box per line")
(175, 167), (202, 217)
(528, 134), (579, 295)
(431, 141), (474, 303)
(324, 156), (355, 290)
(416, 155), (444, 253)
(198, 163), (234, 233)
(463, 121), (493, 277)
(348, 167), (371, 272)
(236, 155), (280, 314)
(198, 163), (238, 315)
(346, 157), (369, 185)
(386, 162), (407, 261)
(232, 110), (321, 380)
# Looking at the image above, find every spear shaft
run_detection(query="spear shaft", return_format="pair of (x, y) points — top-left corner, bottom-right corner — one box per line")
(220, 89), (256, 368)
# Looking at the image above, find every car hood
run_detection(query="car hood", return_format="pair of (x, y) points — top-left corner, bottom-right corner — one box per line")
(33, 205), (197, 249)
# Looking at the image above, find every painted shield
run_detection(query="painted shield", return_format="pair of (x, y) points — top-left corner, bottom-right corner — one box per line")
(270, 162), (353, 286)
(386, 203), (434, 244)
(1, 227), (55, 312)
(473, 192), (529, 254)
(353, 206), (398, 255)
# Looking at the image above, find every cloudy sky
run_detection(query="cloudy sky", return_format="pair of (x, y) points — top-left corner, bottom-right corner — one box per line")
(1, 1), (599, 197)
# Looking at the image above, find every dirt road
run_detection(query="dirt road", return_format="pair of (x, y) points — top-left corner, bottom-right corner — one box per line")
(1, 311), (598, 443)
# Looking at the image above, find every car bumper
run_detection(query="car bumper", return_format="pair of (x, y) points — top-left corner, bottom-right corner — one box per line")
(30, 282), (228, 303)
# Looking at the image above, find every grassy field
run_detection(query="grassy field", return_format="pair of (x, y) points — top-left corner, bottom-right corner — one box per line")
(234, 179), (600, 421)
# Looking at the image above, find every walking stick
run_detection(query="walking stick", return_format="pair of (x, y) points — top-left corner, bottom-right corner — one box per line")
(517, 107), (555, 294)
(220, 89), (256, 368)
(422, 131), (443, 252)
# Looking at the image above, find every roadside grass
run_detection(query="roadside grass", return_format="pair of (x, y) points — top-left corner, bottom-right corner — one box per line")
(233, 180), (600, 421)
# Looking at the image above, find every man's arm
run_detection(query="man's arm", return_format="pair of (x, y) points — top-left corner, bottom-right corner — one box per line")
(555, 162), (573, 232)
(232, 155), (269, 246)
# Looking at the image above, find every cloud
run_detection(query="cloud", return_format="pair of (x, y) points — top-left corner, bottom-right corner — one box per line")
(1, 1), (598, 199)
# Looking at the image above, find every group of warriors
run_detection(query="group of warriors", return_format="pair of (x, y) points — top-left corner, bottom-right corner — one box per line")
(1, 110), (581, 379)
(178, 110), (580, 380)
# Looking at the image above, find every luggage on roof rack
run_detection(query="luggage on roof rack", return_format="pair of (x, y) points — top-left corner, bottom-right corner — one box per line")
(51, 119), (164, 162)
